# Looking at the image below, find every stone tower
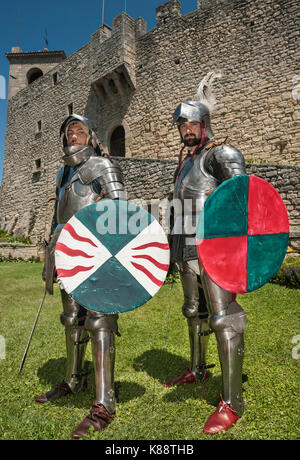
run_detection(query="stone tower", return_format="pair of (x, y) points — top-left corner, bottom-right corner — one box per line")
(6, 47), (66, 100)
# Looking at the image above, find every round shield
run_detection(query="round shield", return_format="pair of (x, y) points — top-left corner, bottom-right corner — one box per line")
(55, 200), (170, 314)
(196, 175), (289, 293)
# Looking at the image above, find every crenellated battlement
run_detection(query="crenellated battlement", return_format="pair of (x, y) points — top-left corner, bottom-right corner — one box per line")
(156, 0), (181, 26)
(1, 0), (300, 242)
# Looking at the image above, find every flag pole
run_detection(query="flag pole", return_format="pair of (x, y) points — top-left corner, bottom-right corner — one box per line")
(17, 9), (20, 47)
(101, 0), (105, 26)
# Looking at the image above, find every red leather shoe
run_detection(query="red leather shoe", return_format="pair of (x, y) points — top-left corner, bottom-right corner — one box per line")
(203, 400), (240, 434)
(164, 368), (196, 388)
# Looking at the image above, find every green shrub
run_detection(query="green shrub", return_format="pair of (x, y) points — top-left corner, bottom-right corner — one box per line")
(0, 229), (32, 245)
(0, 255), (40, 263)
(270, 265), (300, 288)
(270, 256), (300, 288)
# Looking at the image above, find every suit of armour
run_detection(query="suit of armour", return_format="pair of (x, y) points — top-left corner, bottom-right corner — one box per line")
(172, 142), (247, 417)
(37, 115), (125, 428)
(167, 86), (249, 433)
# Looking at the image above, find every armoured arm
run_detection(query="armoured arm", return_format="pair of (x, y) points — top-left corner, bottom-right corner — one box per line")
(207, 145), (246, 182)
(78, 156), (126, 200)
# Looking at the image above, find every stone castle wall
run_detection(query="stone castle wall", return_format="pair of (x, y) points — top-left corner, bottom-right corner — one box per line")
(2, 157), (298, 234)
(0, 0), (299, 243)
(118, 158), (300, 227)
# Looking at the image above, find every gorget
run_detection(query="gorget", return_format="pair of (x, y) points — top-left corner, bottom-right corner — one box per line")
(62, 145), (94, 168)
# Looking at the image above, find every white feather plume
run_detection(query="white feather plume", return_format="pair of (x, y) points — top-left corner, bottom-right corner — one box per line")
(194, 71), (222, 113)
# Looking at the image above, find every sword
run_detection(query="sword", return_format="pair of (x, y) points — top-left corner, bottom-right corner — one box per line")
(18, 286), (47, 375)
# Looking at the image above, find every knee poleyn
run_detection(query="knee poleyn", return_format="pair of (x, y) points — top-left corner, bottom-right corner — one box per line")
(209, 302), (247, 335)
(60, 312), (79, 328)
(182, 303), (199, 319)
(84, 314), (119, 336)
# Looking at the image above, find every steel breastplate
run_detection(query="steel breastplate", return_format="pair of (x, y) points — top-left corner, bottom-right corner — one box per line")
(57, 168), (99, 224)
(173, 149), (218, 236)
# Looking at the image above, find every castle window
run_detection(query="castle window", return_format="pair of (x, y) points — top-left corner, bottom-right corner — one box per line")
(35, 159), (41, 169)
(53, 72), (58, 86)
(110, 126), (125, 157)
(37, 120), (42, 132)
(68, 103), (73, 115)
(32, 171), (41, 183)
(27, 67), (43, 85)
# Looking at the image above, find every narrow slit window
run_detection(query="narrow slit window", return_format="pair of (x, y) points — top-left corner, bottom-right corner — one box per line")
(53, 72), (58, 86)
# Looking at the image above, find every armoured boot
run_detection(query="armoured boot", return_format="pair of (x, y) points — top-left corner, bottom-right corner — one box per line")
(165, 261), (212, 388)
(164, 316), (211, 388)
(60, 290), (89, 393)
(203, 313), (245, 434)
(71, 312), (118, 439)
(35, 325), (89, 404)
(200, 265), (246, 433)
(35, 291), (89, 404)
(207, 301), (246, 417)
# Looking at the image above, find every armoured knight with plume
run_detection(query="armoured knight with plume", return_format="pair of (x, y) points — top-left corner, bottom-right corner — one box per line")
(166, 73), (247, 434)
(36, 114), (126, 439)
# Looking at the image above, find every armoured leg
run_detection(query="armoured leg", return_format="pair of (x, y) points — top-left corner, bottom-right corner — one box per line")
(199, 263), (246, 417)
(60, 289), (89, 393)
(84, 311), (119, 414)
(180, 260), (212, 381)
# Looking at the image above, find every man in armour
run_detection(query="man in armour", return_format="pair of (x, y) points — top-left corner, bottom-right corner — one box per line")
(165, 73), (247, 434)
(35, 114), (126, 439)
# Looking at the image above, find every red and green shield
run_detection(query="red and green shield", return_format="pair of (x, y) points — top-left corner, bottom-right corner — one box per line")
(196, 175), (289, 293)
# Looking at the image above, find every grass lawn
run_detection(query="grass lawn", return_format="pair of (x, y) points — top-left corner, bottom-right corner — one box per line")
(0, 262), (299, 440)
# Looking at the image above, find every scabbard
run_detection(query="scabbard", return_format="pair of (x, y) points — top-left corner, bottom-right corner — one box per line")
(44, 225), (64, 295)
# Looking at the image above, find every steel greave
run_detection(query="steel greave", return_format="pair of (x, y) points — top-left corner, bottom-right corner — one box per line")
(64, 326), (89, 393)
(187, 317), (210, 380)
(90, 329), (116, 414)
(214, 329), (245, 416)
(199, 262), (246, 416)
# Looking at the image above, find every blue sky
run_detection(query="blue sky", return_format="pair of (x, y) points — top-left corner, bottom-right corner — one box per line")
(0, 0), (197, 184)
